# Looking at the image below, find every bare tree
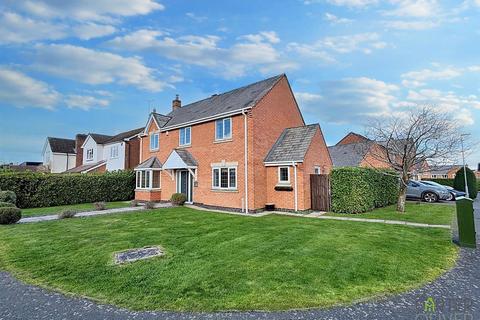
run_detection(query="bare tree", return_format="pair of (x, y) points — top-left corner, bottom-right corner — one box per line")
(366, 106), (465, 213)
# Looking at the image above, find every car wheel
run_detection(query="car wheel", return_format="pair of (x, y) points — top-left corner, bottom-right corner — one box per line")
(446, 193), (454, 201)
(423, 192), (438, 203)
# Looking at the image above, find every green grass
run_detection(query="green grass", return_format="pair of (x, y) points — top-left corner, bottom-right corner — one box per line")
(325, 202), (455, 225)
(0, 207), (457, 312)
(21, 201), (132, 217)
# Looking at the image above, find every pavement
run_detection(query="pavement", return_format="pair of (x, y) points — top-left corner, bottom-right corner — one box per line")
(1, 199), (478, 320)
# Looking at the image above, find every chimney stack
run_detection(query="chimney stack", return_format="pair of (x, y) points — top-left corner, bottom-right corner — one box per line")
(172, 94), (181, 111)
(75, 134), (87, 167)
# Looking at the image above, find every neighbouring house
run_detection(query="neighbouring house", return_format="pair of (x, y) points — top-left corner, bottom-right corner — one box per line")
(421, 165), (462, 179)
(328, 132), (391, 169)
(2, 161), (48, 172)
(66, 128), (144, 173)
(134, 74), (332, 212)
(42, 137), (77, 173)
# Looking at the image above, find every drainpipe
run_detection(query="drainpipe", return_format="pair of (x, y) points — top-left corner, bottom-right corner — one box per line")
(292, 161), (298, 212)
(242, 109), (249, 213)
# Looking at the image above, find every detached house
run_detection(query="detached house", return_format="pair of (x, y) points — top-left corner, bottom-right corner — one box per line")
(66, 128), (143, 173)
(134, 74), (332, 212)
(42, 137), (77, 173)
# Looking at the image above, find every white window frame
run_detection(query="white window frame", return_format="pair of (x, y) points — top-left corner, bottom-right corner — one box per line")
(215, 117), (232, 141)
(179, 127), (191, 146)
(135, 169), (161, 190)
(314, 166), (321, 174)
(110, 145), (119, 159)
(212, 166), (237, 190)
(86, 148), (94, 161)
(278, 166), (290, 184)
(150, 133), (159, 151)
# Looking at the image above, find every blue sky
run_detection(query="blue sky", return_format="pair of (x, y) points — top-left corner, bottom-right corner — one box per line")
(0, 0), (479, 166)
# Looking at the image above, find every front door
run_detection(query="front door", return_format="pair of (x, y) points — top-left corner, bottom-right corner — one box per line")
(177, 170), (193, 203)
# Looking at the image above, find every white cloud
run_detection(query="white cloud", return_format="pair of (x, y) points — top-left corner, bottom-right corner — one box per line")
(16, 0), (164, 22)
(384, 20), (438, 30)
(65, 94), (110, 110)
(108, 30), (293, 78)
(33, 44), (169, 91)
(401, 66), (464, 87)
(0, 67), (59, 109)
(73, 23), (116, 40)
(288, 33), (386, 63)
(0, 12), (66, 44)
(186, 12), (207, 22)
(385, 0), (439, 18)
(320, 0), (378, 8)
(324, 13), (353, 24)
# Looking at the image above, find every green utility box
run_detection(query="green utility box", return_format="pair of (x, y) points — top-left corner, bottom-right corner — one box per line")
(455, 198), (476, 248)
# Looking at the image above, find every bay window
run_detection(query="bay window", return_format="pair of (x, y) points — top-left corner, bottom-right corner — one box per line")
(135, 170), (161, 189)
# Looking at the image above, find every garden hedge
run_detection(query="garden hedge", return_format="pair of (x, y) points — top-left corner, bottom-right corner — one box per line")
(330, 167), (399, 214)
(0, 171), (135, 209)
(0, 207), (21, 224)
(427, 176), (480, 198)
(453, 167), (478, 199)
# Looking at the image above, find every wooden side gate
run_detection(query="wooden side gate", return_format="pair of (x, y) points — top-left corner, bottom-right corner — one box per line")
(310, 174), (331, 211)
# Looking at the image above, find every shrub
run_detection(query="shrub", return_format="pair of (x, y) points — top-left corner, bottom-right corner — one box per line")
(0, 201), (15, 208)
(58, 210), (77, 219)
(0, 171), (135, 209)
(130, 200), (139, 207)
(330, 167), (399, 214)
(0, 190), (16, 205)
(144, 201), (155, 209)
(94, 201), (107, 211)
(170, 193), (187, 206)
(425, 178), (454, 187)
(453, 167), (478, 199)
(0, 207), (21, 224)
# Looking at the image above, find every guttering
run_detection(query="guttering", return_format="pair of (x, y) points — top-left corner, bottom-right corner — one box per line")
(242, 109), (249, 214)
(160, 107), (253, 132)
(292, 161), (298, 212)
(264, 160), (303, 166)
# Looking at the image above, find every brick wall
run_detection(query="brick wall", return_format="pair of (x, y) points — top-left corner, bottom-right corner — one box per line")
(125, 138), (141, 169)
(336, 132), (368, 145)
(360, 144), (392, 169)
(75, 134), (87, 167)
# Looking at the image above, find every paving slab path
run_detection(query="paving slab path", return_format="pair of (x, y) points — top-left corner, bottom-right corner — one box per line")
(1, 199), (478, 320)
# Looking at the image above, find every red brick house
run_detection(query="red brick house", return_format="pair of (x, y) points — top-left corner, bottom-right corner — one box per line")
(134, 74), (332, 212)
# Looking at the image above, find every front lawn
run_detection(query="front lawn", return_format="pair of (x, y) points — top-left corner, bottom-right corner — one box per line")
(21, 201), (132, 217)
(0, 207), (457, 311)
(325, 202), (455, 225)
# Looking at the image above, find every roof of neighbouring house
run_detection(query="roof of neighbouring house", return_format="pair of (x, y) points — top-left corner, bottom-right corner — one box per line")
(89, 133), (114, 144)
(135, 156), (163, 169)
(47, 137), (76, 154)
(327, 141), (373, 167)
(264, 124), (319, 163)
(336, 132), (370, 145)
(104, 127), (145, 144)
(151, 74), (285, 130)
(64, 160), (106, 173)
(429, 165), (462, 175)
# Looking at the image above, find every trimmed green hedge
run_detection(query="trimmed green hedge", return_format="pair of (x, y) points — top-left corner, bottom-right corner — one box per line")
(0, 171), (135, 209)
(331, 167), (399, 214)
(425, 178), (454, 187)
(453, 167), (478, 199)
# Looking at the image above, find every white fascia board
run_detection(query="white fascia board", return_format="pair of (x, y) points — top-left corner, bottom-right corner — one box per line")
(81, 135), (95, 149)
(264, 161), (303, 166)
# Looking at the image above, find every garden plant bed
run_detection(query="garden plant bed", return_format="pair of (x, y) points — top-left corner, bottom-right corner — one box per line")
(0, 207), (457, 311)
(325, 202), (455, 226)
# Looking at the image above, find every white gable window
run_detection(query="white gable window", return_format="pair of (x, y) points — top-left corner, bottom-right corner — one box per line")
(215, 117), (232, 141)
(110, 145), (119, 159)
(150, 133), (159, 151)
(179, 127), (191, 146)
(86, 148), (94, 161)
(278, 166), (290, 184)
(314, 166), (321, 174)
(212, 166), (237, 190)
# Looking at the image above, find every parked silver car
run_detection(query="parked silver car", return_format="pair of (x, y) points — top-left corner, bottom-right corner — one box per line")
(406, 180), (451, 203)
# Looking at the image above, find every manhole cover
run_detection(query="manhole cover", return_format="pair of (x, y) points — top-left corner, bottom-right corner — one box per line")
(114, 246), (164, 264)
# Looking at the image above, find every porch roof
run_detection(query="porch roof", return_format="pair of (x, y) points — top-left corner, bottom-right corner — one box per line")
(135, 156), (162, 170)
(163, 149), (198, 170)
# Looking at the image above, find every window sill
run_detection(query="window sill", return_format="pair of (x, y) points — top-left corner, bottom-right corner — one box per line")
(135, 188), (161, 192)
(149, 148), (159, 152)
(275, 185), (293, 191)
(213, 138), (233, 144)
(211, 188), (238, 193)
(177, 144), (191, 149)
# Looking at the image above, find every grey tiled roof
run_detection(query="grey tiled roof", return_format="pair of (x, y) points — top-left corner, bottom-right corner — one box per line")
(104, 127), (144, 144)
(136, 156), (162, 169)
(264, 124), (319, 163)
(65, 160), (106, 173)
(429, 165), (461, 175)
(156, 74), (284, 129)
(47, 137), (76, 154)
(90, 133), (113, 144)
(175, 149), (198, 167)
(327, 142), (372, 167)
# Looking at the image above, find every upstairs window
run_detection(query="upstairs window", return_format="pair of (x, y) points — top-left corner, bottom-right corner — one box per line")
(278, 166), (290, 184)
(215, 117), (232, 141)
(314, 166), (321, 174)
(179, 127), (191, 146)
(86, 148), (94, 161)
(110, 145), (119, 159)
(150, 133), (159, 151)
